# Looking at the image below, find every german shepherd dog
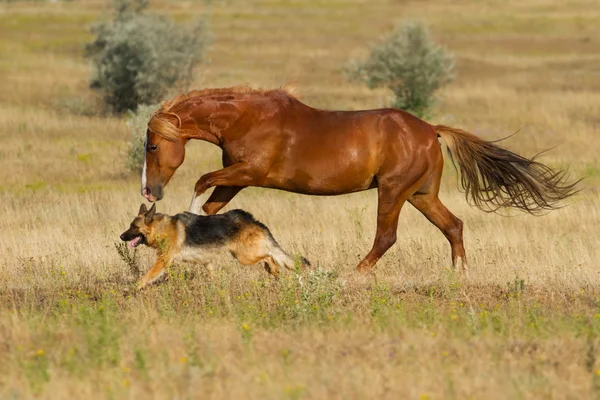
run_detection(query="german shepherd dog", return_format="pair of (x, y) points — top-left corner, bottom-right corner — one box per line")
(120, 204), (309, 290)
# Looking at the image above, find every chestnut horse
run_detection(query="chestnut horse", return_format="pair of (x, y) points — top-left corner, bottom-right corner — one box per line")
(140, 86), (577, 272)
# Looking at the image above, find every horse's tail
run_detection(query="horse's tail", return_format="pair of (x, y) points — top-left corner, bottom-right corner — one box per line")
(433, 124), (580, 214)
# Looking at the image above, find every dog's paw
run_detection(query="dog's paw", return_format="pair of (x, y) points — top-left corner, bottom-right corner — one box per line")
(122, 285), (141, 297)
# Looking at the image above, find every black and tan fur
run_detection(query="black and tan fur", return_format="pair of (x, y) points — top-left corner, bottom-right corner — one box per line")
(120, 204), (309, 289)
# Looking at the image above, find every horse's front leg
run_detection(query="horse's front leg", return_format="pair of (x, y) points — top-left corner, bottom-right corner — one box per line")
(188, 163), (257, 214)
(202, 186), (245, 215)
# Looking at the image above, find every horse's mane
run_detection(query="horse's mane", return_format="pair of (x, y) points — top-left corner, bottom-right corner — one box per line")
(147, 85), (297, 141)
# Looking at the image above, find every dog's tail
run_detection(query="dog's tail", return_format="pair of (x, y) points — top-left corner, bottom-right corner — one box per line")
(266, 237), (310, 271)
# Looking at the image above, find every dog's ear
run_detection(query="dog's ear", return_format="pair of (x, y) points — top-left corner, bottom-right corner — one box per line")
(138, 204), (148, 215)
(147, 203), (156, 218)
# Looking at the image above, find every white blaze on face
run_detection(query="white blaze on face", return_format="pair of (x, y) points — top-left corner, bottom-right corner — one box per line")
(141, 131), (148, 191)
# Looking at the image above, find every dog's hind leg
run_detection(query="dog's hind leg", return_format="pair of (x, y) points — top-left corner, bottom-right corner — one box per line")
(262, 257), (279, 278)
(232, 225), (310, 276)
(266, 238), (310, 272)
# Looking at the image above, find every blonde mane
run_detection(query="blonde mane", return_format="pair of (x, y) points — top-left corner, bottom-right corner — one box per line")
(147, 85), (297, 141)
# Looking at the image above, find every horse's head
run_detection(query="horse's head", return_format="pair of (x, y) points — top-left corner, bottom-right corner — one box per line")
(141, 112), (187, 202)
(140, 90), (243, 202)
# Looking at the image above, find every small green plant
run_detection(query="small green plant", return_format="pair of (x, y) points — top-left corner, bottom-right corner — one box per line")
(183, 330), (203, 367)
(86, 0), (210, 113)
(21, 348), (50, 394)
(157, 234), (170, 255)
(300, 269), (340, 304)
(347, 21), (454, 118)
(586, 337), (596, 373)
(114, 242), (141, 279)
(134, 347), (149, 380)
(370, 283), (392, 318)
(76, 296), (121, 368)
(294, 268), (342, 320)
(240, 322), (253, 347)
(284, 385), (306, 400)
(507, 275), (526, 297)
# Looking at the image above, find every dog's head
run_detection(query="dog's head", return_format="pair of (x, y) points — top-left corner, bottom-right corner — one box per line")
(120, 203), (158, 248)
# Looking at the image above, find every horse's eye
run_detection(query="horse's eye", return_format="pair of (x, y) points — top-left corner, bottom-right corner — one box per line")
(148, 144), (158, 152)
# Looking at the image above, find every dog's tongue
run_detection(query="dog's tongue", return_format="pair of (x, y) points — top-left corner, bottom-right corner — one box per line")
(128, 237), (141, 248)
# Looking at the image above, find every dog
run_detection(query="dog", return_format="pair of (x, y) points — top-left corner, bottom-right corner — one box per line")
(120, 203), (309, 289)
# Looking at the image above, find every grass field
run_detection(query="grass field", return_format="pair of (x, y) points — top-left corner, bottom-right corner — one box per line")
(1, 0), (600, 398)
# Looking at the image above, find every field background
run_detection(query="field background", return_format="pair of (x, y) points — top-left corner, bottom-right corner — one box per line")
(1, 0), (600, 398)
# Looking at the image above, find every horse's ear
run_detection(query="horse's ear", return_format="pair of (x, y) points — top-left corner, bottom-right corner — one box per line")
(138, 204), (148, 215)
(147, 203), (157, 218)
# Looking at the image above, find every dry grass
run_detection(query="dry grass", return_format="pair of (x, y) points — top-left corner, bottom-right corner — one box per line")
(1, 0), (599, 398)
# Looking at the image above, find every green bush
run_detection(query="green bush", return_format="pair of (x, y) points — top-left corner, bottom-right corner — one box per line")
(126, 103), (158, 173)
(347, 21), (454, 118)
(86, 0), (210, 113)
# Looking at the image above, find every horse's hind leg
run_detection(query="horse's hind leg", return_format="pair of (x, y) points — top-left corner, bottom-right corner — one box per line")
(356, 183), (408, 273)
(356, 159), (437, 272)
(408, 157), (467, 274)
(409, 195), (467, 274)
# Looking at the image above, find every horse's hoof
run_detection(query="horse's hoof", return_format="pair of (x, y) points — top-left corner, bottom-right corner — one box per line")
(356, 265), (375, 275)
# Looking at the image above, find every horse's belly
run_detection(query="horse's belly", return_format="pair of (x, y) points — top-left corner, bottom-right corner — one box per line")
(263, 128), (382, 195)
(264, 169), (376, 195)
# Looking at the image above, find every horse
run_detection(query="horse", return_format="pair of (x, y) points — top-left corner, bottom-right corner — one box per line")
(140, 86), (578, 273)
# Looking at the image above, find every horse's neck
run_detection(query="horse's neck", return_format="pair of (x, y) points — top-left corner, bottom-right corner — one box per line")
(184, 99), (246, 146)
(181, 110), (221, 145)
(186, 128), (221, 146)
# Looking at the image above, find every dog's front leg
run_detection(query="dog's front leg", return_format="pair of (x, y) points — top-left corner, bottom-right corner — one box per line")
(137, 253), (173, 290)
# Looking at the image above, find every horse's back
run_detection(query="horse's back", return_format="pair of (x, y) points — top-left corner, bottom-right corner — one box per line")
(257, 100), (440, 194)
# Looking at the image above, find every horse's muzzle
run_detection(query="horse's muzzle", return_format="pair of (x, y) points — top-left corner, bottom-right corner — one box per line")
(142, 186), (162, 202)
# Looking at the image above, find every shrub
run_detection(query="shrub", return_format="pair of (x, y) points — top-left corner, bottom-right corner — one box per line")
(347, 21), (454, 118)
(126, 103), (158, 173)
(86, 0), (210, 113)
